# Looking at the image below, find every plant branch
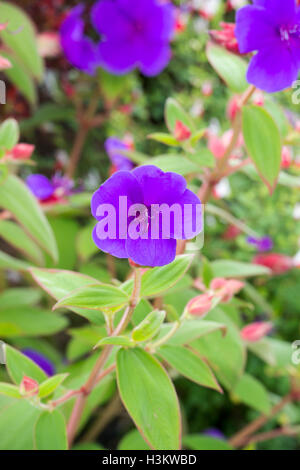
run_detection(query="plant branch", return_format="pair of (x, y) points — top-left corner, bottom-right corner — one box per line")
(229, 394), (293, 448)
(66, 268), (142, 447)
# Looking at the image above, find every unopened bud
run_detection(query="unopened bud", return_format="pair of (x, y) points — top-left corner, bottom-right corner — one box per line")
(240, 322), (273, 342)
(174, 120), (192, 142)
(10, 143), (35, 160)
(187, 294), (213, 317)
(20, 376), (39, 397)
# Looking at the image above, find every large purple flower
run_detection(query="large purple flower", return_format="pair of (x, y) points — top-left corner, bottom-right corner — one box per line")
(91, 166), (202, 267)
(105, 137), (134, 172)
(92, 0), (175, 76)
(235, 0), (300, 92)
(60, 4), (99, 75)
(60, 0), (175, 77)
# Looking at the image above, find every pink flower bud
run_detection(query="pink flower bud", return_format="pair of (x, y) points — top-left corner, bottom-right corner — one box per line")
(20, 376), (39, 397)
(240, 322), (273, 342)
(210, 277), (244, 303)
(0, 55), (11, 70)
(37, 32), (61, 58)
(227, 95), (240, 122)
(202, 81), (213, 97)
(210, 23), (240, 54)
(281, 146), (292, 169)
(174, 120), (192, 142)
(187, 294), (213, 317)
(252, 253), (293, 275)
(10, 143), (35, 160)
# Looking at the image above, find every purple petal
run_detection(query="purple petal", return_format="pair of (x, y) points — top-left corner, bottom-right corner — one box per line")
(139, 41), (172, 76)
(22, 349), (55, 376)
(175, 189), (202, 240)
(252, 0), (297, 24)
(92, 224), (128, 258)
(91, 0), (134, 41)
(132, 165), (187, 206)
(26, 174), (54, 201)
(247, 42), (298, 92)
(105, 137), (134, 171)
(98, 39), (140, 75)
(60, 4), (99, 75)
(235, 6), (278, 54)
(126, 237), (177, 267)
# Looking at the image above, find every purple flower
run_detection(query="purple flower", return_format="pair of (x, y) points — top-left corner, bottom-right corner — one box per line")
(26, 174), (55, 201)
(22, 349), (55, 376)
(60, 4), (99, 75)
(26, 173), (74, 202)
(247, 236), (273, 252)
(105, 137), (134, 172)
(235, 0), (300, 93)
(60, 0), (175, 77)
(204, 428), (225, 440)
(91, 165), (202, 267)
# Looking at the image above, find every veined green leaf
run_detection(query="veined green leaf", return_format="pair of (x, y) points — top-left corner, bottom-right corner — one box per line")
(0, 382), (22, 399)
(117, 348), (181, 450)
(5, 345), (47, 385)
(132, 310), (166, 342)
(34, 410), (67, 450)
(39, 374), (69, 399)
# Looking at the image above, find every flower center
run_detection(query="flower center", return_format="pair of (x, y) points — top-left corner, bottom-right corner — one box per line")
(280, 24), (300, 43)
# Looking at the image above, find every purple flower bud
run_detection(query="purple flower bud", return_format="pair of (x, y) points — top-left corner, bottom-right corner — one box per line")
(246, 236), (273, 252)
(22, 349), (55, 377)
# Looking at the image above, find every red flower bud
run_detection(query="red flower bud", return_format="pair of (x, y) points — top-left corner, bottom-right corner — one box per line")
(9, 143), (35, 160)
(187, 294), (213, 317)
(281, 146), (292, 169)
(252, 253), (293, 275)
(0, 55), (11, 70)
(211, 277), (244, 303)
(210, 23), (240, 54)
(20, 376), (39, 397)
(240, 322), (273, 342)
(174, 120), (192, 142)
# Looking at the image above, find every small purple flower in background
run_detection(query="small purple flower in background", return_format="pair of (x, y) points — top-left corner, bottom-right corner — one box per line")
(235, 0), (300, 92)
(22, 349), (55, 376)
(60, 0), (175, 77)
(26, 173), (74, 203)
(204, 428), (225, 440)
(246, 236), (273, 252)
(60, 4), (99, 75)
(91, 165), (202, 267)
(26, 174), (55, 201)
(105, 137), (134, 173)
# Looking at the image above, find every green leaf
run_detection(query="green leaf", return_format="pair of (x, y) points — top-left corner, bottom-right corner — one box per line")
(0, 175), (58, 262)
(34, 410), (68, 450)
(132, 310), (166, 342)
(143, 155), (200, 175)
(116, 348), (181, 450)
(39, 374), (69, 399)
(5, 345), (47, 385)
(206, 43), (248, 93)
(157, 320), (227, 346)
(2, 51), (36, 104)
(158, 345), (222, 392)
(0, 118), (19, 151)
(29, 268), (105, 325)
(165, 98), (195, 133)
(53, 284), (129, 312)
(0, 396), (41, 450)
(95, 336), (133, 348)
(0, 220), (44, 265)
(242, 106), (281, 192)
(232, 373), (271, 414)
(118, 429), (151, 450)
(0, 288), (41, 309)
(0, 307), (68, 337)
(0, 382), (22, 399)
(140, 255), (194, 297)
(0, 2), (44, 79)
(191, 308), (246, 389)
(184, 434), (232, 450)
(148, 133), (180, 146)
(0, 250), (31, 271)
(211, 260), (271, 278)
(187, 149), (215, 169)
